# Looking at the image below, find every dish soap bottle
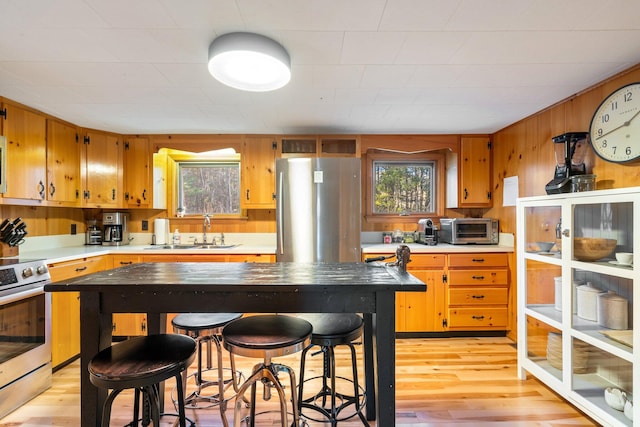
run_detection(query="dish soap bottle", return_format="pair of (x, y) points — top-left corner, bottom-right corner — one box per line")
(173, 229), (181, 245)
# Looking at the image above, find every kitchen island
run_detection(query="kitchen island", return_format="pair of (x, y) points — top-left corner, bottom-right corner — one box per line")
(44, 261), (425, 427)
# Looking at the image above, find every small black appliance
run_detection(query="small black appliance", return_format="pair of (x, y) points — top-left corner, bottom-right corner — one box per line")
(545, 132), (589, 194)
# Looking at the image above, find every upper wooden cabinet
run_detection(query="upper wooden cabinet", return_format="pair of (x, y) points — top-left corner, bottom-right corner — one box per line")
(1, 101), (47, 202)
(81, 130), (122, 208)
(241, 137), (276, 209)
(459, 136), (492, 207)
(447, 136), (493, 208)
(47, 119), (81, 205)
(279, 135), (360, 158)
(123, 136), (152, 208)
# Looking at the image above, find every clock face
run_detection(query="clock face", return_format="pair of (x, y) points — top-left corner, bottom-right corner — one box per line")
(589, 82), (640, 163)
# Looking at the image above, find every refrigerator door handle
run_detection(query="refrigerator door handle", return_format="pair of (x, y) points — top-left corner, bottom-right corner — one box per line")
(277, 171), (284, 255)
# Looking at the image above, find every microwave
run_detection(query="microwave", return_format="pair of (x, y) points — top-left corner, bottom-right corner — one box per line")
(439, 218), (499, 245)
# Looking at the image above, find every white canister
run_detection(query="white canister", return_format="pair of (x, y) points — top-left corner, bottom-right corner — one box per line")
(576, 283), (605, 322)
(597, 291), (628, 330)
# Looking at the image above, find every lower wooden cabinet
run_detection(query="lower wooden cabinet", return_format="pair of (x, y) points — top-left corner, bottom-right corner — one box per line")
(363, 251), (510, 334)
(49, 256), (107, 368)
(396, 254), (446, 332)
(447, 253), (509, 330)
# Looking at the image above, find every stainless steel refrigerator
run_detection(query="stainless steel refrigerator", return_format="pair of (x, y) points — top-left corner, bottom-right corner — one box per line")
(276, 157), (361, 262)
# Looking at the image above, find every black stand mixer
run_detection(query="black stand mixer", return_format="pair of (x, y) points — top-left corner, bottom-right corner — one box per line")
(545, 132), (589, 194)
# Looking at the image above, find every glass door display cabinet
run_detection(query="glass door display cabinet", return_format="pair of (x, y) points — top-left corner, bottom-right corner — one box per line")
(517, 187), (639, 426)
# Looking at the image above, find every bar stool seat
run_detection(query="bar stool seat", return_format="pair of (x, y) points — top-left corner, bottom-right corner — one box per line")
(171, 313), (243, 410)
(297, 313), (369, 426)
(88, 334), (197, 427)
(222, 314), (312, 427)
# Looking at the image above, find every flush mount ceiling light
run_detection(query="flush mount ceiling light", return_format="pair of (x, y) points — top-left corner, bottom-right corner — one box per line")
(207, 32), (291, 92)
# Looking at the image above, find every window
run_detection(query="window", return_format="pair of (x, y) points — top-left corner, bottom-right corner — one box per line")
(177, 162), (240, 215)
(366, 151), (445, 221)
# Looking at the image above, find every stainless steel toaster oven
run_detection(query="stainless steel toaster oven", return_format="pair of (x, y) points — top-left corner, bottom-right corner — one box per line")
(439, 218), (499, 244)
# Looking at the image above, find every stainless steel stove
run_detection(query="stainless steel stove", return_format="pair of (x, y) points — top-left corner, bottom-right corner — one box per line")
(0, 258), (52, 418)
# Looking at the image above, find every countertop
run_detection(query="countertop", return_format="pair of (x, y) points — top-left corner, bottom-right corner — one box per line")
(17, 244), (277, 264)
(13, 235), (512, 264)
(361, 242), (514, 254)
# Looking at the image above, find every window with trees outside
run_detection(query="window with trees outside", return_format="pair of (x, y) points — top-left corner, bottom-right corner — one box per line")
(177, 162), (240, 215)
(366, 151), (444, 220)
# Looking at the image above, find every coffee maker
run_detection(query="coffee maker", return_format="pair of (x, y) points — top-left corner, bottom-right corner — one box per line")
(545, 132), (589, 194)
(102, 212), (129, 246)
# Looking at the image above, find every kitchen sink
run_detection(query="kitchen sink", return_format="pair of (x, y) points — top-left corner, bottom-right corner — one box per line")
(145, 244), (240, 250)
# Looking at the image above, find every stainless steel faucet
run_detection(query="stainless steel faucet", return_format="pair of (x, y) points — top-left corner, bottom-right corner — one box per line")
(203, 214), (211, 244)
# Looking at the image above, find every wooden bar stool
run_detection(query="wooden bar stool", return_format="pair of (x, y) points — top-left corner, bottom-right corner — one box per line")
(88, 334), (197, 427)
(296, 313), (369, 426)
(171, 313), (244, 426)
(222, 314), (312, 427)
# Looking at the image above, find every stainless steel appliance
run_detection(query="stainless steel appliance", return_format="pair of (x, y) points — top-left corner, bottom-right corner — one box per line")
(276, 157), (361, 262)
(85, 219), (102, 245)
(417, 218), (438, 245)
(0, 258), (52, 418)
(439, 218), (499, 245)
(102, 212), (129, 246)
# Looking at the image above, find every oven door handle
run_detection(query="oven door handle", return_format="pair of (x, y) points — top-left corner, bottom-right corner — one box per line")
(0, 286), (44, 305)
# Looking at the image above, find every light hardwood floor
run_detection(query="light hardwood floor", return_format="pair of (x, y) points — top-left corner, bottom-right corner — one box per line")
(0, 337), (597, 426)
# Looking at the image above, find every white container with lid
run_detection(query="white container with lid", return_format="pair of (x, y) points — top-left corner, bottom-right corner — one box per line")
(576, 282), (605, 321)
(597, 291), (628, 330)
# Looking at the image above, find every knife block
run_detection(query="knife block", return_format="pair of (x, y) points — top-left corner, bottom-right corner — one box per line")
(0, 242), (18, 257)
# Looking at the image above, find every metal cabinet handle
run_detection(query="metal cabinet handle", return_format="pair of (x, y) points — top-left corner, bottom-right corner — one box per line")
(471, 295), (485, 299)
(472, 315), (485, 320)
(75, 266), (87, 272)
(471, 275), (485, 280)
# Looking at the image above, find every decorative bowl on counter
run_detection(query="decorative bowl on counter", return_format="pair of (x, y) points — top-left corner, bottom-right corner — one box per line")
(573, 237), (617, 262)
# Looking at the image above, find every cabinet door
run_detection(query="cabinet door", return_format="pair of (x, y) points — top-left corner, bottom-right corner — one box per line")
(113, 314), (147, 336)
(1, 102), (47, 201)
(459, 136), (492, 207)
(393, 254), (446, 332)
(47, 120), (81, 205)
(123, 136), (152, 208)
(398, 269), (446, 332)
(82, 130), (121, 207)
(51, 291), (80, 367)
(241, 137), (276, 209)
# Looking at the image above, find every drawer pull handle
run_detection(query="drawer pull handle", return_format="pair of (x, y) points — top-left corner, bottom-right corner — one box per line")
(75, 266), (87, 272)
(471, 295), (485, 299)
(471, 275), (485, 280)
(472, 258), (485, 263)
(119, 261), (133, 265)
(472, 315), (485, 320)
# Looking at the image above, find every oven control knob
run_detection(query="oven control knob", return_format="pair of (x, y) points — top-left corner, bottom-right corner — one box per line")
(36, 265), (48, 275)
(22, 267), (34, 278)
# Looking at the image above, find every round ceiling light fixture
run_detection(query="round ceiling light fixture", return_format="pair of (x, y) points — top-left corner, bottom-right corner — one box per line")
(207, 32), (291, 92)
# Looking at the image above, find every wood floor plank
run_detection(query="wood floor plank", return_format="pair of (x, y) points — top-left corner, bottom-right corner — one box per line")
(0, 337), (598, 426)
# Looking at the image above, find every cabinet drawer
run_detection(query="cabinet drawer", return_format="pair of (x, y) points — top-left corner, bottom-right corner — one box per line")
(111, 255), (141, 268)
(448, 287), (508, 305)
(409, 254), (446, 269)
(448, 253), (508, 268)
(48, 256), (106, 281)
(448, 270), (507, 285)
(448, 307), (508, 329)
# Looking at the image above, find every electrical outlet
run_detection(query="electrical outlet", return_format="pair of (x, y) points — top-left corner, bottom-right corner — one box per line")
(142, 220), (148, 231)
(70, 224), (77, 235)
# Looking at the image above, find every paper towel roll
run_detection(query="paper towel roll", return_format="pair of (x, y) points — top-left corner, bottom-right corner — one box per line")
(154, 218), (169, 244)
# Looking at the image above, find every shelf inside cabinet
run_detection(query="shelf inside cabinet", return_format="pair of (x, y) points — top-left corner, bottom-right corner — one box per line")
(525, 305), (563, 329)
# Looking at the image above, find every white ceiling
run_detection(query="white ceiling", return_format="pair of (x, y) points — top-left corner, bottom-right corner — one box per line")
(1, 0), (639, 135)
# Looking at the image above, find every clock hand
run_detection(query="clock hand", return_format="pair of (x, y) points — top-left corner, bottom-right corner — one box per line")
(595, 108), (640, 140)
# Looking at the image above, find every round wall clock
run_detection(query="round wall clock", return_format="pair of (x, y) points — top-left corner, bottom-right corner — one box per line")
(589, 82), (640, 163)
